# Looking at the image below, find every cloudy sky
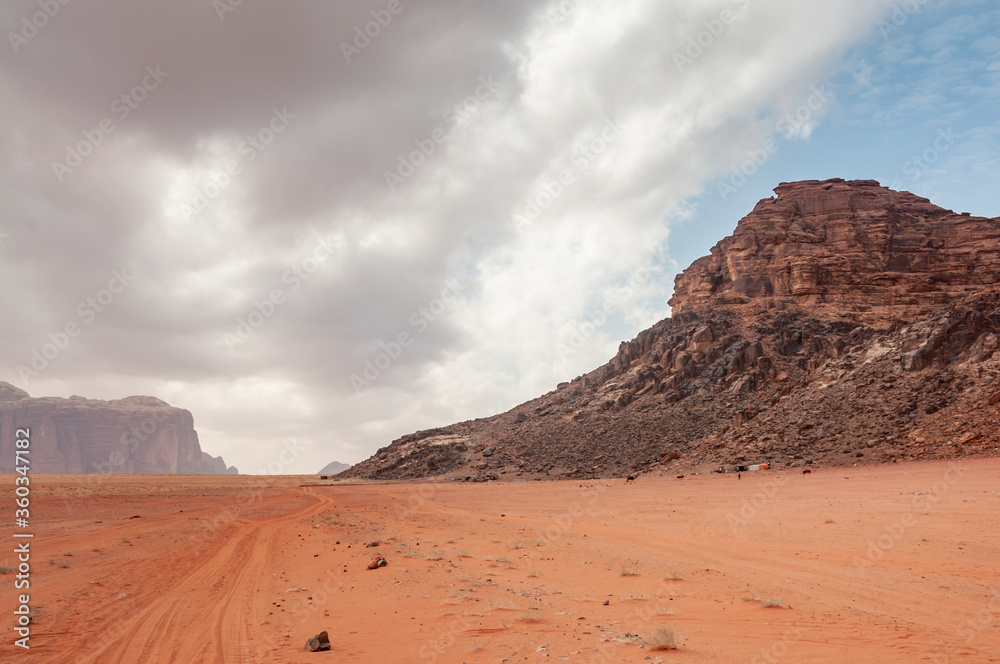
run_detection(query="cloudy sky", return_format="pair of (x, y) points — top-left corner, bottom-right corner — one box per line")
(2, 0), (997, 474)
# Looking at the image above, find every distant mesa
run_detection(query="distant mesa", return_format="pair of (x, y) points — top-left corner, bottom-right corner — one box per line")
(0, 382), (236, 475)
(0, 382), (30, 402)
(342, 179), (1000, 481)
(318, 461), (351, 475)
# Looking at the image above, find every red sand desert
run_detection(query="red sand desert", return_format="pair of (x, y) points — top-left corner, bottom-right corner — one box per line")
(3, 459), (1000, 663)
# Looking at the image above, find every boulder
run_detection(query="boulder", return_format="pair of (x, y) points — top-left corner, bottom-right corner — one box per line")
(673, 352), (691, 372)
(304, 630), (331, 652)
(690, 326), (714, 351)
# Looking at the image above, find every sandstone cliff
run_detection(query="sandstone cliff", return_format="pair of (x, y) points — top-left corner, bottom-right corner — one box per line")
(343, 179), (1000, 481)
(0, 384), (237, 475)
(670, 179), (1000, 322)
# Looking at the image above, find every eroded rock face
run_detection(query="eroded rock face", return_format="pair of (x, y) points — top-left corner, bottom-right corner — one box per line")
(201, 452), (240, 475)
(0, 384), (235, 474)
(0, 383), (30, 402)
(669, 179), (1000, 322)
(344, 180), (1000, 481)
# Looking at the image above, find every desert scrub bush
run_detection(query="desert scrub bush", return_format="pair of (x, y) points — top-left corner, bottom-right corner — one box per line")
(645, 625), (683, 650)
(488, 597), (516, 610)
(619, 565), (640, 576)
(520, 609), (541, 622)
(487, 556), (516, 568)
(742, 589), (787, 608)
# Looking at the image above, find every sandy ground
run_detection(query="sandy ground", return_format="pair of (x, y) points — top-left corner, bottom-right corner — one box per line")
(2, 459), (999, 663)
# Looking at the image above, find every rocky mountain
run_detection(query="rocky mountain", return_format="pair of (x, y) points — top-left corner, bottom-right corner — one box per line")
(343, 179), (1000, 481)
(670, 179), (1000, 321)
(0, 383), (237, 475)
(318, 461), (352, 475)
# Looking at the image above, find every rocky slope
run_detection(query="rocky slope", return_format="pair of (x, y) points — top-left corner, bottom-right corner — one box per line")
(0, 384), (237, 474)
(343, 179), (1000, 481)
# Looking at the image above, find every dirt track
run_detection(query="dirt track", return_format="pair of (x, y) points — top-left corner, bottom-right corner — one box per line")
(2, 459), (999, 663)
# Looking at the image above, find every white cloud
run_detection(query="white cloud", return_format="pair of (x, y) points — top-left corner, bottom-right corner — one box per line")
(0, 0), (900, 473)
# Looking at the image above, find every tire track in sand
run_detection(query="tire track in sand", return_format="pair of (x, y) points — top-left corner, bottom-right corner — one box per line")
(52, 487), (335, 664)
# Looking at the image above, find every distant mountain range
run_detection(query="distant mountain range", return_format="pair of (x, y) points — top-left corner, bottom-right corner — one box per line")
(318, 461), (351, 475)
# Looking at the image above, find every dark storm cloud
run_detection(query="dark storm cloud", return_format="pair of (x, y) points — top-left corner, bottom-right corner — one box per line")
(0, 0), (897, 472)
